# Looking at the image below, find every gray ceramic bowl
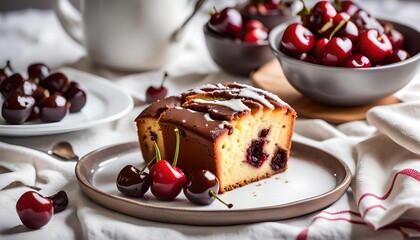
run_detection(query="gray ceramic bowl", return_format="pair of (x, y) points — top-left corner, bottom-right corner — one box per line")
(204, 25), (275, 76)
(269, 20), (420, 106)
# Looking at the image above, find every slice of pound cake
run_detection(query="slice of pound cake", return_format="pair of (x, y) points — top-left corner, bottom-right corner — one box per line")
(135, 83), (296, 193)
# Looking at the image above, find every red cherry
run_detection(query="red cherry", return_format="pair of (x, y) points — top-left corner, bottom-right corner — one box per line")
(27, 63), (50, 83)
(244, 20), (265, 33)
(323, 37), (353, 66)
(149, 128), (186, 201)
(16, 191), (53, 229)
(146, 72), (168, 103)
(336, 0), (361, 15)
(385, 49), (411, 64)
(306, 1), (337, 33)
(208, 7), (243, 39)
(264, 0), (281, 10)
(314, 37), (329, 59)
(116, 165), (152, 197)
(387, 29), (404, 50)
(150, 160), (186, 201)
(38, 95), (69, 122)
(41, 72), (70, 94)
(0, 73), (24, 99)
(337, 21), (359, 42)
(341, 54), (371, 68)
(183, 170), (233, 208)
(358, 29), (392, 64)
(350, 10), (384, 34)
(16, 190), (68, 229)
(281, 23), (315, 55)
(1, 93), (35, 124)
(244, 28), (268, 43)
(64, 81), (87, 113)
(332, 12), (350, 26)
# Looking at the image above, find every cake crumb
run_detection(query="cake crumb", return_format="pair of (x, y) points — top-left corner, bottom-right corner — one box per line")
(285, 180), (289, 183)
(256, 183), (262, 187)
(252, 192), (257, 197)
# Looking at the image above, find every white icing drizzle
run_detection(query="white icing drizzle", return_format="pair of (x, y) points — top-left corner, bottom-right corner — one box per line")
(204, 113), (214, 121)
(237, 88), (274, 109)
(218, 121), (232, 129)
(193, 98), (251, 112)
(188, 83), (228, 94)
(234, 82), (289, 107)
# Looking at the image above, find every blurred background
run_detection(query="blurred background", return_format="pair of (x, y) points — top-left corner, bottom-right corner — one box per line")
(0, 0), (81, 11)
(0, 0), (418, 11)
(0, 0), (419, 76)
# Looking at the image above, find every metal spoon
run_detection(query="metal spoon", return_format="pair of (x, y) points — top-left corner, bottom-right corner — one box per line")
(170, 0), (207, 42)
(46, 141), (79, 161)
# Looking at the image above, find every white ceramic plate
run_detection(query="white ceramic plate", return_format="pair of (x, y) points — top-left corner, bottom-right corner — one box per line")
(0, 68), (133, 136)
(76, 141), (351, 225)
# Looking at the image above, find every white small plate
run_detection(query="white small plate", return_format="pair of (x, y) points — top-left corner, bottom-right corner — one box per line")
(76, 141), (351, 225)
(0, 68), (133, 136)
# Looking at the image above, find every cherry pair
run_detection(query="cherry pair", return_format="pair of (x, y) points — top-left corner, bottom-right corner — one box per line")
(117, 128), (185, 201)
(16, 190), (68, 229)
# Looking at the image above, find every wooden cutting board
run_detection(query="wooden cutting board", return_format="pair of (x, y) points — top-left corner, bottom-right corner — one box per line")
(251, 60), (401, 124)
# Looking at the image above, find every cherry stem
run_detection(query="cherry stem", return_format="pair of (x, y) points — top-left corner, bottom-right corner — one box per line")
(318, 19), (334, 34)
(152, 140), (161, 162)
(3, 60), (14, 73)
(297, 0), (311, 16)
(160, 72), (168, 88)
(140, 156), (155, 174)
(209, 6), (217, 15)
(172, 128), (180, 167)
(209, 190), (233, 209)
(329, 19), (347, 40)
(334, 0), (343, 12)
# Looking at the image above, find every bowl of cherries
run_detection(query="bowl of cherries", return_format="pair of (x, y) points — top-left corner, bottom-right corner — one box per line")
(268, 0), (420, 106)
(239, 0), (300, 30)
(203, 7), (275, 76)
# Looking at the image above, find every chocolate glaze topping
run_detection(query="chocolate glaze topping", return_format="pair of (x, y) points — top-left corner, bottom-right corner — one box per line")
(136, 83), (293, 140)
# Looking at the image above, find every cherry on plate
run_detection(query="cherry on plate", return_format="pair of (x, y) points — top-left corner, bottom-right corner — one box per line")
(41, 72), (70, 94)
(64, 81), (87, 113)
(1, 93), (35, 124)
(38, 95), (69, 122)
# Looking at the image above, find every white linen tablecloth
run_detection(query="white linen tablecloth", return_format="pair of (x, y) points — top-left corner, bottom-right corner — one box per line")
(1, 1), (420, 239)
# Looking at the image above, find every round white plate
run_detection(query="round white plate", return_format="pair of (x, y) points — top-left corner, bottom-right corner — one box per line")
(0, 68), (133, 136)
(76, 141), (351, 225)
